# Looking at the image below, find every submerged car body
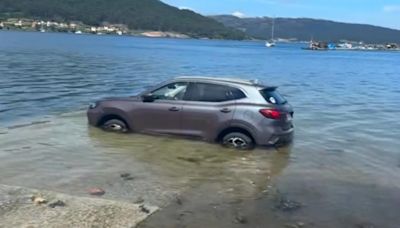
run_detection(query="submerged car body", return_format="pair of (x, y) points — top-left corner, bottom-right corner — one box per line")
(87, 76), (294, 149)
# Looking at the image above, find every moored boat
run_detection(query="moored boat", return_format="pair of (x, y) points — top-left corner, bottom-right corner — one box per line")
(265, 17), (276, 48)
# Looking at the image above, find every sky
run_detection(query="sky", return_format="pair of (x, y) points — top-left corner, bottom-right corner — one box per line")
(162, 0), (400, 30)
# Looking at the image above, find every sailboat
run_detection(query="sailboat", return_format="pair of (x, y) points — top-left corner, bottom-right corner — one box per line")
(265, 17), (276, 48)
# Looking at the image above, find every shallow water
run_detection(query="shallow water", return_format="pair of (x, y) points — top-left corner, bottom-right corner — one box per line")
(0, 112), (288, 216)
(1, 31), (400, 227)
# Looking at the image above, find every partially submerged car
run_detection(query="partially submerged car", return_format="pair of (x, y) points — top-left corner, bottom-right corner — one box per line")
(87, 76), (294, 149)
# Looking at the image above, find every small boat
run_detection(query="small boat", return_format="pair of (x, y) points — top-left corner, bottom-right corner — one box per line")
(265, 41), (276, 47)
(302, 39), (334, 51)
(265, 17), (276, 48)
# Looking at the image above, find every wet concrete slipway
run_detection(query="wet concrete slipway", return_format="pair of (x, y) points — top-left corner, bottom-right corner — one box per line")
(0, 112), (290, 227)
(0, 111), (400, 228)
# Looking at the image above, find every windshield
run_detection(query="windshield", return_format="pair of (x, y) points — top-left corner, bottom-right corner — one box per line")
(259, 88), (287, 105)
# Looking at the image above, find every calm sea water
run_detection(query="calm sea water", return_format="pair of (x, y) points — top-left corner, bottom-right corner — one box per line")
(1, 31), (400, 227)
(1, 31), (399, 127)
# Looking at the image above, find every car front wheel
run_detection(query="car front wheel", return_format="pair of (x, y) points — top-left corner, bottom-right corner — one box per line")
(101, 119), (128, 133)
(222, 132), (254, 150)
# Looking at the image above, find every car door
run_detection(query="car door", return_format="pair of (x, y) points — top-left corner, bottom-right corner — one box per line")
(131, 82), (188, 135)
(180, 82), (240, 140)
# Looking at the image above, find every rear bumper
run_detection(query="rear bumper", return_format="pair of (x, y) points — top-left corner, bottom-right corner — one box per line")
(268, 130), (294, 146)
(256, 127), (294, 146)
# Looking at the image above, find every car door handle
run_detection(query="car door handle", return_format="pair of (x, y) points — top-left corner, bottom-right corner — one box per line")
(169, 107), (181, 112)
(220, 108), (232, 113)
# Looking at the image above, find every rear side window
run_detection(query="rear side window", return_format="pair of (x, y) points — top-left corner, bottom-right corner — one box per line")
(184, 83), (245, 102)
(260, 88), (287, 104)
(231, 88), (246, 100)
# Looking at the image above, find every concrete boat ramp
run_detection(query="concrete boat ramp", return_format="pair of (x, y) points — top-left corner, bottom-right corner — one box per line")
(0, 184), (158, 228)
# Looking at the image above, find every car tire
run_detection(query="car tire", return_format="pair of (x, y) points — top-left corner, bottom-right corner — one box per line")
(101, 119), (128, 133)
(222, 132), (254, 150)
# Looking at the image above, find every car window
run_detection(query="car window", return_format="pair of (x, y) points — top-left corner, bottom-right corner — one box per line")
(184, 83), (245, 102)
(260, 88), (287, 104)
(231, 87), (246, 100)
(152, 82), (188, 101)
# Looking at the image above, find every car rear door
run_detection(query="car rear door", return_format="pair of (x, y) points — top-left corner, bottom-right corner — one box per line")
(180, 82), (243, 140)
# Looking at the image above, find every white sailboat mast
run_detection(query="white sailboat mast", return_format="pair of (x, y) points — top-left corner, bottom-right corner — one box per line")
(271, 17), (275, 40)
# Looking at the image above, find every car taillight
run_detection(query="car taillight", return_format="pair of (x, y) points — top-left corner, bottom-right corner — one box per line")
(259, 109), (281, 119)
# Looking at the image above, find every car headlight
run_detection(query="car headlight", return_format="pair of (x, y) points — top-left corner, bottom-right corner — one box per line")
(89, 102), (98, 109)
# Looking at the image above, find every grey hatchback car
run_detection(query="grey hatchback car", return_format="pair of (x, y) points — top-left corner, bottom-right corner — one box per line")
(87, 77), (294, 149)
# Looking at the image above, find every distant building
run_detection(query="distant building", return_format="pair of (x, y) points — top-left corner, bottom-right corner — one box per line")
(15, 20), (22, 27)
(69, 23), (77, 29)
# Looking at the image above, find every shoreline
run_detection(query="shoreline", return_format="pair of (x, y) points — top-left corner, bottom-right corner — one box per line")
(2, 29), (399, 53)
(0, 28), (192, 39)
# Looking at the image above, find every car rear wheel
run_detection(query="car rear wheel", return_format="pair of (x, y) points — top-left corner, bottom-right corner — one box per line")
(222, 132), (254, 150)
(101, 119), (128, 133)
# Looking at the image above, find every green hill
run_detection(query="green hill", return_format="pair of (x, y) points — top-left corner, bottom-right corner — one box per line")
(0, 0), (246, 39)
(211, 15), (400, 43)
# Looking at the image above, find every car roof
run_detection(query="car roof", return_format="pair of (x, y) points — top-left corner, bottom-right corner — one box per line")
(175, 76), (266, 87)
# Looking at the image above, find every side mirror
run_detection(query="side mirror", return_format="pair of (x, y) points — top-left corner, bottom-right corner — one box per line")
(142, 93), (155, 102)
